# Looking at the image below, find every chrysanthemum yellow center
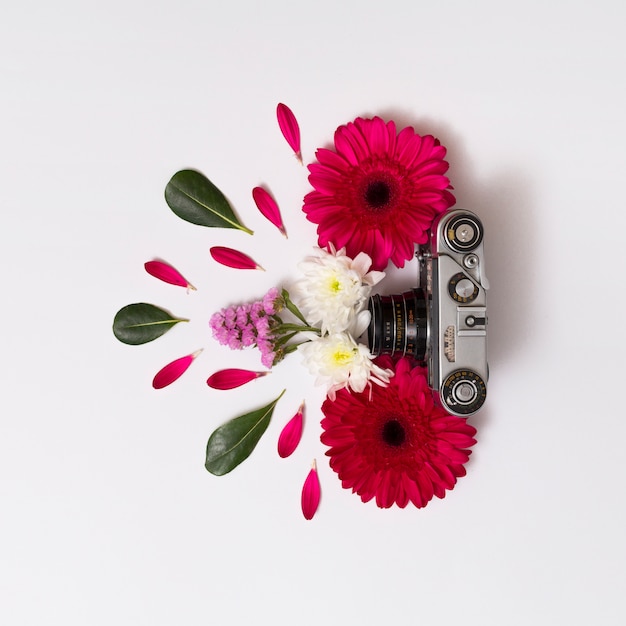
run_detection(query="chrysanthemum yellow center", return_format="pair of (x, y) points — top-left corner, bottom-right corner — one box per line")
(328, 277), (342, 293)
(331, 348), (354, 365)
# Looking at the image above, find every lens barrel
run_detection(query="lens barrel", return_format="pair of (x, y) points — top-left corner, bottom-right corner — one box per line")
(367, 289), (427, 360)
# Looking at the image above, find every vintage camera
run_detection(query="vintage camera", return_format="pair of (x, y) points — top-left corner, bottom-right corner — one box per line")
(367, 209), (489, 416)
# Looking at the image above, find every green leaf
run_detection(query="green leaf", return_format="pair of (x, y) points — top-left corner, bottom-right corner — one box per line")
(165, 170), (253, 235)
(113, 303), (188, 345)
(205, 390), (286, 476)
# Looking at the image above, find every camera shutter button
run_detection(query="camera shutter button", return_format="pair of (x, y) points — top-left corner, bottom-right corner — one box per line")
(463, 254), (479, 268)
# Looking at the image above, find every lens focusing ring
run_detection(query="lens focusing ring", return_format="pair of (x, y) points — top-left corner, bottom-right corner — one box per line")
(368, 289), (427, 360)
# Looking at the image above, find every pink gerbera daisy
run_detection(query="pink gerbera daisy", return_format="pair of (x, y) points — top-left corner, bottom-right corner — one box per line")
(320, 356), (476, 509)
(303, 117), (455, 270)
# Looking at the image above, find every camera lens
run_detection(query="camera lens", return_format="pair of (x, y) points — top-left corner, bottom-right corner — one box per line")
(367, 289), (427, 360)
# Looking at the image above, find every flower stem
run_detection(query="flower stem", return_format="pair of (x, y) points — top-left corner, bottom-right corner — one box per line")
(273, 330), (299, 348)
(283, 342), (311, 354)
(281, 288), (309, 325)
(274, 323), (321, 334)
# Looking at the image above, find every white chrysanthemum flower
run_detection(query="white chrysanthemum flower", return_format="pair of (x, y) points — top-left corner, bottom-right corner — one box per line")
(299, 332), (393, 401)
(294, 245), (385, 335)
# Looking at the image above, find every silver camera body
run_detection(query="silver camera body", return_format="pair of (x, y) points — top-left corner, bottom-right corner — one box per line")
(420, 209), (488, 416)
(367, 209), (489, 416)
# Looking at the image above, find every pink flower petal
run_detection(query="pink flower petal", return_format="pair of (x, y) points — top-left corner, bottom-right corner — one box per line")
(210, 246), (264, 271)
(301, 460), (321, 520)
(276, 103), (302, 164)
(145, 260), (195, 290)
(252, 186), (287, 238)
(206, 368), (269, 390)
(277, 401), (304, 458)
(152, 349), (202, 389)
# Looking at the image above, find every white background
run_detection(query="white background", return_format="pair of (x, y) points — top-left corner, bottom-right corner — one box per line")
(2, 1), (625, 624)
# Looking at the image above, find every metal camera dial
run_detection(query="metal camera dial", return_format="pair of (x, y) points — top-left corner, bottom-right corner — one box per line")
(444, 214), (483, 253)
(441, 370), (487, 415)
(448, 272), (479, 303)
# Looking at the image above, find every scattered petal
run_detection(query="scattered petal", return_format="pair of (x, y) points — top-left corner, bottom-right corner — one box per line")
(301, 460), (321, 520)
(145, 260), (196, 290)
(207, 368), (269, 390)
(210, 246), (264, 271)
(276, 103), (302, 164)
(277, 401), (304, 458)
(152, 349), (202, 389)
(252, 186), (287, 238)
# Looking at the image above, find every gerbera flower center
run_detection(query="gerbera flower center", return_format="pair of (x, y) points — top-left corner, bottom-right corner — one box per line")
(364, 180), (391, 209)
(381, 419), (406, 447)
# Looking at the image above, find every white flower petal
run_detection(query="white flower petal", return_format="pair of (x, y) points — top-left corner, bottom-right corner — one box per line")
(351, 309), (371, 338)
(299, 333), (392, 397)
(349, 251), (372, 276)
(293, 246), (384, 335)
(362, 270), (386, 287)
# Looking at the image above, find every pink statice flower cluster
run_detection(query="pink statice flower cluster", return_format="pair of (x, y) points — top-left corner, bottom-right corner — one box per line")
(210, 287), (283, 368)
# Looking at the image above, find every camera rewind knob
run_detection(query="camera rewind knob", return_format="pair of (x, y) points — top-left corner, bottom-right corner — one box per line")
(441, 370), (487, 415)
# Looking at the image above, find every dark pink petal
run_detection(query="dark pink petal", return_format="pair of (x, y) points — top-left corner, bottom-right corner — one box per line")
(277, 401), (304, 458)
(207, 368), (269, 390)
(252, 186), (287, 238)
(210, 246), (264, 271)
(333, 126), (359, 166)
(152, 349), (202, 389)
(301, 460), (321, 520)
(145, 260), (195, 290)
(276, 103), (302, 164)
